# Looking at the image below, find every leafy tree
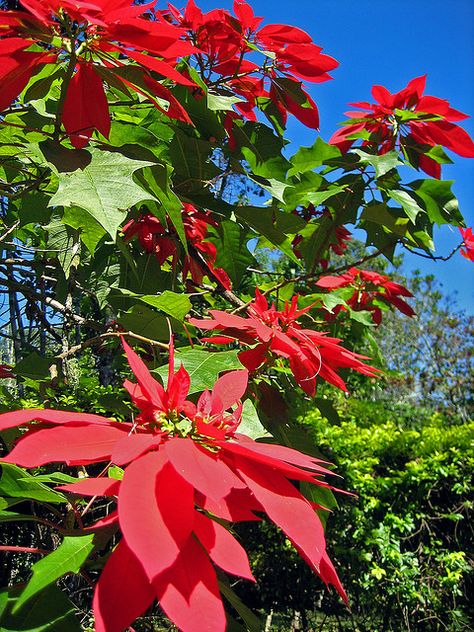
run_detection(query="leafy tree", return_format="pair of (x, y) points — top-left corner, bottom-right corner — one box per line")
(0, 1), (473, 630)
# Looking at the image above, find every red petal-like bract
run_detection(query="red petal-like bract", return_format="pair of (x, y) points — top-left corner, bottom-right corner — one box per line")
(118, 451), (194, 581)
(2, 424), (129, 467)
(190, 290), (379, 395)
(193, 512), (255, 581)
(154, 537), (226, 632)
(93, 540), (155, 632)
(165, 437), (245, 501)
(62, 63), (111, 149)
(235, 457), (325, 570)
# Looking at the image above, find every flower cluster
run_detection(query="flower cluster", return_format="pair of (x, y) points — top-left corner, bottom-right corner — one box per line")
(316, 268), (415, 324)
(1, 0), (338, 149)
(123, 205), (231, 290)
(159, 0), (338, 132)
(190, 289), (379, 395)
(459, 227), (474, 262)
(330, 75), (474, 177)
(0, 338), (346, 632)
(0, 0), (195, 146)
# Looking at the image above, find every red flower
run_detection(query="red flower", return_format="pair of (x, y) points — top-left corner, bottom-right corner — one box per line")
(123, 205), (231, 290)
(316, 268), (415, 324)
(330, 75), (474, 178)
(189, 290), (379, 395)
(0, 0), (194, 147)
(459, 226), (474, 262)
(0, 338), (347, 632)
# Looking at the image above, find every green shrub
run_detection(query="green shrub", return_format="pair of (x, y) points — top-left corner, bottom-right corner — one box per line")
(236, 401), (473, 631)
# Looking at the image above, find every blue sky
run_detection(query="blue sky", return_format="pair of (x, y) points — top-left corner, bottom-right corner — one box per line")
(198, 0), (474, 311)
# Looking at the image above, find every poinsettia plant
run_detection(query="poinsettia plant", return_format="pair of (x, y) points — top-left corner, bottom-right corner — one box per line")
(0, 0), (473, 630)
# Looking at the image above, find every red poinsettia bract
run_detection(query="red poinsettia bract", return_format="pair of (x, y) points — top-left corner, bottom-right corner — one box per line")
(329, 75), (474, 178)
(0, 0), (194, 147)
(189, 290), (379, 395)
(0, 337), (347, 632)
(123, 204), (231, 290)
(459, 227), (474, 262)
(316, 267), (415, 324)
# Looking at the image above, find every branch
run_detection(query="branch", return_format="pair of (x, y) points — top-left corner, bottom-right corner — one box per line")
(0, 274), (102, 330)
(0, 220), (20, 243)
(55, 330), (170, 361)
(0, 545), (50, 555)
(402, 242), (462, 262)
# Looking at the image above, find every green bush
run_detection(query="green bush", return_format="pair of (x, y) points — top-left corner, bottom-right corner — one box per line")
(236, 400), (473, 631)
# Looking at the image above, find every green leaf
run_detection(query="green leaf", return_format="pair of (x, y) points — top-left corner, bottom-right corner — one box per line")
(49, 148), (155, 238)
(139, 291), (192, 321)
(314, 398), (340, 425)
(0, 464), (66, 504)
(288, 137), (341, 176)
(136, 164), (187, 249)
(239, 400), (270, 439)
(108, 466), (124, 480)
(154, 349), (243, 393)
(387, 189), (425, 223)
(207, 93), (244, 111)
(14, 535), (95, 612)
(0, 584), (82, 632)
(44, 212), (80, 277)
(234, 206), (300, 263)
(14, 353), (53, 382)
(62, 206), (106, 254)
(213, 220), (254, 285)
(234, 121), (290, 181)
(37, 139), (92, 173)
(353, 149), (403, 178)
(409, 179), (463, 226)
(118, 305), (170, 340)
(218, 574), (263, 632)
(168, 131), (220, 185)
(360, 203), (410, 237)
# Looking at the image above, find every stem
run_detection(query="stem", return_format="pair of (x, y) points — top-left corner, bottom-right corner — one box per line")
(54, 46), (77, 141)
(0, 545), (50, 555)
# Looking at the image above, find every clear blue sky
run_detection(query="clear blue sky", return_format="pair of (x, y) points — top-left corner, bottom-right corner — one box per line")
(199, 0), (474, 311)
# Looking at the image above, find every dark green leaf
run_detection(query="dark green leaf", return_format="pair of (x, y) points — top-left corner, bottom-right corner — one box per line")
(14, 353), (53, 382)
(0, 464), (66, 504)
(0, 584), (82, 632)
(409, 179), (463, 226)
(233, 122), (290, 181)
(213, 220), (254, 285)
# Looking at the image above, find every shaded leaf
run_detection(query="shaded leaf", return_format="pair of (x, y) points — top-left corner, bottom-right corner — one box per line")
(0, 584), (81, 632)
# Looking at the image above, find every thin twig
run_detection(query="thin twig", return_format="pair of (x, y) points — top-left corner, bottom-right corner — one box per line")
(55, 330), (169, 361)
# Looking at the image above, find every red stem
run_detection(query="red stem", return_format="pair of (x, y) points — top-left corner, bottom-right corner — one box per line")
(0, 545), (50, 555)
